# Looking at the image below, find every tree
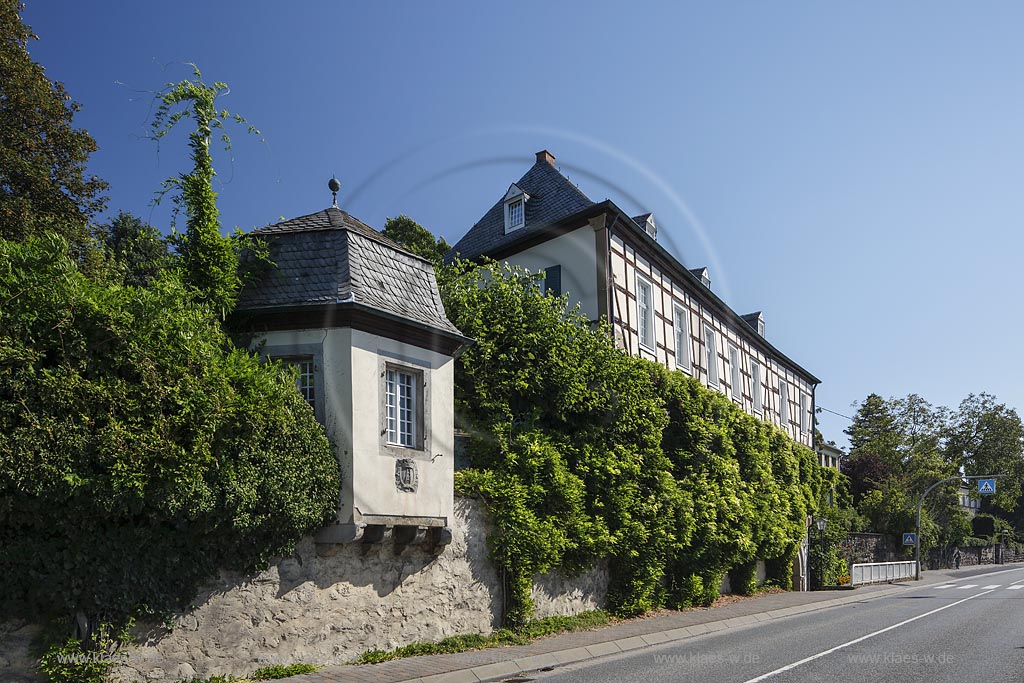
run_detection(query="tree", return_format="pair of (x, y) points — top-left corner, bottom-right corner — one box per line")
(382, 214), (451, 266)
(945, 393), (1024, 511)
(0, 1), (107, 248)
(151, 65), (259, 316)
(845, 393), (902, 467)
(98, 210), (171, 287)
(0, 235), (339, 634)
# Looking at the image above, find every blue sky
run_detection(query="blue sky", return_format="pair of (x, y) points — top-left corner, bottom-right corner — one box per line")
(23, 1), (1024, 446)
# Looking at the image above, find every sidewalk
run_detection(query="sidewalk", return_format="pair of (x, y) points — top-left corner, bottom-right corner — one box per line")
(287, 573), (951, 683)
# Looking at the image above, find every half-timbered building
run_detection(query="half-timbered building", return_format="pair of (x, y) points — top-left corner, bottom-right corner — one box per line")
(449, 150), (819, 448)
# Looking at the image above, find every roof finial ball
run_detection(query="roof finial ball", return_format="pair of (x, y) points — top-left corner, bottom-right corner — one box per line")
(328, 176), (341, 208)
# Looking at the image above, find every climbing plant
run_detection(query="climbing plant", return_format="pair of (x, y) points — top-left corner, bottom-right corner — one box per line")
(441, 259), (839, 624)
(150, 64), (262, 317)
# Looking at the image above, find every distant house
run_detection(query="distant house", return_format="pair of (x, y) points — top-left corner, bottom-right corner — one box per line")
(234, 204), (470, 548)
(957, 485), (981, 517)
(817, 442), (843, 471)
(449, 150), (820, 448)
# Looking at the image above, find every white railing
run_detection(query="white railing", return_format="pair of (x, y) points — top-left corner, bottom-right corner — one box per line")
(850, 561), (917, 585)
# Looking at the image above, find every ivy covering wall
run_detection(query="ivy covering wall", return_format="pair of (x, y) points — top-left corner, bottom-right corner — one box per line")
(441, 260), (838, 625)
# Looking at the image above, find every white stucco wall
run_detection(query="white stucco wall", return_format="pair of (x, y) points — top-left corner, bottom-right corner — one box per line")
(498, 227), (601, 322)
(255, 327), (456, 526)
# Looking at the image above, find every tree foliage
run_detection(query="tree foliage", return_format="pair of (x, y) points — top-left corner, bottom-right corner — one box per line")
(842, 391), (1024, 550)
(382, 214), (451, 266)
(0, 1), (107, 248)
(441, 259), (835, 624)
(0, 235), (339, 629)
(97, 210), (171, 287)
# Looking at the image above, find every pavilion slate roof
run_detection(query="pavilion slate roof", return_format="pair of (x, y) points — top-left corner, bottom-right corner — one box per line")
(237, 207), (462, 336)
(447, 156), (595, 260)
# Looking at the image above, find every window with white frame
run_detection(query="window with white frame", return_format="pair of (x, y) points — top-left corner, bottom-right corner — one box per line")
(268, 345), (324, 423)
(751, 360), (763, 414)
(636, 275), (655, 350)
(286, 358), (316, 411)
(728, 344), (742, 402)
(673, 304), (691, 371)
(704, 326), (719, 389)
(780, 379), (790, 426)
(800, 392), (810, 435)
(386, 366), (420, 448)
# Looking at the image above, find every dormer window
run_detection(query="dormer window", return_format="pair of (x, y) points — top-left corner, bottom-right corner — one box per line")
(690, 267), (711, 289)
(503, 183), (528, 233)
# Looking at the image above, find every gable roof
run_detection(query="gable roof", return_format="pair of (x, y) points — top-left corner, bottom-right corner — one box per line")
(236, 207), (462, 337)
(447, 154), (594, 260)
(447, 152), (820, 385)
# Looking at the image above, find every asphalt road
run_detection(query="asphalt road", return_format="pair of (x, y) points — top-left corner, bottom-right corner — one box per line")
(528, 566), (1024, 683)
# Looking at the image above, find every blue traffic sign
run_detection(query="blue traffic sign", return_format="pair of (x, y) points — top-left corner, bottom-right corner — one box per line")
(903, 533), (917, 546)
(978, 479), (996, 495)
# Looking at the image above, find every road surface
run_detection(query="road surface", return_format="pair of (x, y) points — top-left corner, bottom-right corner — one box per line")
(528, 566), (1024, 683)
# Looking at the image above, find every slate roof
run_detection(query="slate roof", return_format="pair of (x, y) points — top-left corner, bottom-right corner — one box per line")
(237, 207), (462, 336)
(445, 151), (820, 385)
(741, 311), (763, 332)
(447, 157), (595, 260)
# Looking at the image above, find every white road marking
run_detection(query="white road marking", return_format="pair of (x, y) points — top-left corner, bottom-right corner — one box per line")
(934, 585), (955, 589)
(740, 590), (994, 683)
(956, 584), (978, 589)
(1007, 585), (1024, 590)
(981, 585), (1001, 589)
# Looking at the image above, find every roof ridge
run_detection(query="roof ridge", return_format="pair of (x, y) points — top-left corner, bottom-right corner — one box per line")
(253, 206), (430, 264)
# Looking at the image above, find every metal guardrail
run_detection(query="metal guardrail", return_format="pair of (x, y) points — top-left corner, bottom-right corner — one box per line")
(851, 561), (917, 586)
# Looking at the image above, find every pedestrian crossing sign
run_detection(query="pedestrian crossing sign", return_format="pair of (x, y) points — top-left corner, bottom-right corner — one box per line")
(903, 533), (917, 546)
(978, 479), (996, 495)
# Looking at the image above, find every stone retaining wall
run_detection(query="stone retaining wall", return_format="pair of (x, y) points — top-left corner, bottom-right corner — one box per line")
(0, 496), (609, 682)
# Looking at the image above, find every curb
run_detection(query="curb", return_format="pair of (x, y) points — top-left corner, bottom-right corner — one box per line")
(398, 584), (915, 683)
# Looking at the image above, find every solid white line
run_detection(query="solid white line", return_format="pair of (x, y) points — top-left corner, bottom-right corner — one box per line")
(981, 585), (1001, 589)
(934, 585), (955, 589)
(956, 584), (978, 589)
(739, 590), (994, 683)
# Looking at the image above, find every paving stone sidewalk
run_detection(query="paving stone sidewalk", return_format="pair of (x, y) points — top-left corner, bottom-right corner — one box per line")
(286, 575), (951, 683)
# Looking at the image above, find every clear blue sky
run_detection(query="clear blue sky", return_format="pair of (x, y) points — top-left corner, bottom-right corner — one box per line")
(24, 1), (1024, 447)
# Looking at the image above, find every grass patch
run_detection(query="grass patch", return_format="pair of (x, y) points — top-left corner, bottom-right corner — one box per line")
(179, 662), (320, 683)
(251, 663), (321, 679)
(351, 610), (611, 665)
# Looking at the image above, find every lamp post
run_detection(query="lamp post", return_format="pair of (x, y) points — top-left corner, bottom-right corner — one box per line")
(815, 517), (828, 590)
(915, 474), (1006, 580)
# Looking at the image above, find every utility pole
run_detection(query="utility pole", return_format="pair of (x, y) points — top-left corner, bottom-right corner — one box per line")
(916, 474), (1006, 580)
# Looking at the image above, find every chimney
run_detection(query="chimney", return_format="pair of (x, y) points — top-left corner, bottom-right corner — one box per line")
(536, 149), (556, 166)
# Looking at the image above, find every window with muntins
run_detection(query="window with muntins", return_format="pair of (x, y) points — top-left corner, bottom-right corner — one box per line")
(780, 380), (790, 425)
(637, 275), (654, 350)
(704, 326), (719, 389)
(505, 197), (525, 232)
(800, 392), (810, 434)
(386, 367), (417, 447)
(673, 304), (691, 371)
(284, 357), (316, 411)
(751, 361), (762, 414)
(728, 344), (741, 402)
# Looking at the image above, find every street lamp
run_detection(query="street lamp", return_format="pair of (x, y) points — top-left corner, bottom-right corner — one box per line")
(815, 517), (828, 590)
